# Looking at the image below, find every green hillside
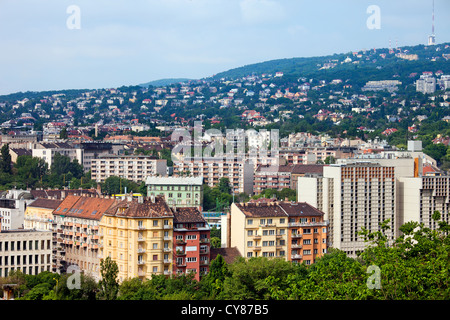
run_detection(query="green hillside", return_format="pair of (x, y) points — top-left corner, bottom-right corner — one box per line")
(211, 43), (450, 87)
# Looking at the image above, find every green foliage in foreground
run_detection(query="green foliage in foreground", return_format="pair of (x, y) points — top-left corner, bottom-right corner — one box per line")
(1, 215), (448, 300)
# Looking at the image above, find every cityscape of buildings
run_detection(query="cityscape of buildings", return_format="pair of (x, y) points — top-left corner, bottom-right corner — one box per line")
(0, 7), (449, 300)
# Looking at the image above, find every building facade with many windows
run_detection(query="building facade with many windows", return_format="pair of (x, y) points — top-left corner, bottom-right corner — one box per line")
(91, 155), (167, 183)
(230, 201), (328, 265)
(172, 207), (210, 280)
(0, 228), (54, 278)
(99, 195), (174, 282)
(146, 176), (203, 210)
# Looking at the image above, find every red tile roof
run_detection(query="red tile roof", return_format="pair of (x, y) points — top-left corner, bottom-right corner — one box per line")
(53, 195), (117, 221)
(103, 195), (173, 218)
(173, 207), (205, 224)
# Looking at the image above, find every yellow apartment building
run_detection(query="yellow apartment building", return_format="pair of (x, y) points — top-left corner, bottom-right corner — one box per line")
(24, 198), (62, 231)
(99, 195), (174, 282)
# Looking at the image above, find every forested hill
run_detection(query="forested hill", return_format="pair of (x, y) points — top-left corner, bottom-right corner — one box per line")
(210, 42), (450, 88)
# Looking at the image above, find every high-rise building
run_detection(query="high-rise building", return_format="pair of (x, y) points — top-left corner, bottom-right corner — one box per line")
(398, 176), (450, 230)
(416, 75), (436, 94)
(298, 162), (397, 257)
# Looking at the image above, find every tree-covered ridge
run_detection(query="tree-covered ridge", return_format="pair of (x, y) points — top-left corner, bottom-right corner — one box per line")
(2, 213), (448, 300)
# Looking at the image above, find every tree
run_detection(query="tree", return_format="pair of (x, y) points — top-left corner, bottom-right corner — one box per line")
(0, 143), (12, 174)
(218, 177), (231, 194)
(59, 127), (68, 139)
(203, 254), (230, 298)
(98, 256), (119, 300)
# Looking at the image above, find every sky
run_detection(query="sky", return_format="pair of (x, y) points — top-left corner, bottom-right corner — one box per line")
(0, 0), (449, 95)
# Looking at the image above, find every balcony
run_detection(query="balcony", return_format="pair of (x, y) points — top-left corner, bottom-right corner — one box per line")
(288, 221), (329, 228)
(137, 237), (145, 242)
(138, 248), (146, 253)
(163, 247), (172, 253)
(291, 244), (302, 249)
(138, 270), (146, 277)
(291, 233), (302, 239)
(137, 260), (145, 265)
(291, 254), (302, 260)
(164, 259), (172, 264)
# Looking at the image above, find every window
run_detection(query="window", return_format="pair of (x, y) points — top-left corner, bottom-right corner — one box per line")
(153, 255), (158, 261)
(186, 257), (197, 263)
(153, 220), (158, 227)
(187, 235), (197, 240)
(247, 219), (253, 225)
(153, 243), (158, 249)
(247, 241), (253, 247)
(280, 218), (285, 224)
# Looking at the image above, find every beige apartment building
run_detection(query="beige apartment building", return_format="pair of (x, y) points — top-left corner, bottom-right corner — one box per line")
(173, 156), (254, 194)
(229, 201), (328, 265)
(0, 227), (54, 277)
(53, 194), (116, 279)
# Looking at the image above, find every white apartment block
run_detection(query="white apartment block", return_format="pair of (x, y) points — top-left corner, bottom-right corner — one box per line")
(173, 157), (254, 195)
(298, 162), (397, 257)
(0, 229), (54, 277)
(0, 190), (35, 231)
(399, 176), (450, 230)
(416, 75), (436, 94)
(91, 155), (167, 183)
(32, 142), (83, 168)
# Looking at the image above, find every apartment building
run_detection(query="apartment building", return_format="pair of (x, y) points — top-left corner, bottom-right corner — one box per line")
(416, 75), (436, 94)
(173, 207), (210, 280)
(99, 195), (174, 282)
(253, 164), (325, 195)
(91, 155), (167, 183)
(173, 157), (254, 195)
(24, 198), (62, 231)
(76, 141), (124, 172)
(0, 227), (54, 277)
(53, 195), (116, 278)
(0, 190), (35, 231)
(229, 201), (328, 265)
(146, 176), (203, 210)
(398, 176), (450, 230)
(32, 142), (83, 168)
(298, 162), (397, 257)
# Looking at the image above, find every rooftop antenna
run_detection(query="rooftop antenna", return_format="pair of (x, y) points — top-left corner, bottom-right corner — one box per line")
(428, 0), (436, 45)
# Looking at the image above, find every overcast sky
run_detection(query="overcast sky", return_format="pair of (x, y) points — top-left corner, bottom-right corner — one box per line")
(0, 0), (449, 95)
